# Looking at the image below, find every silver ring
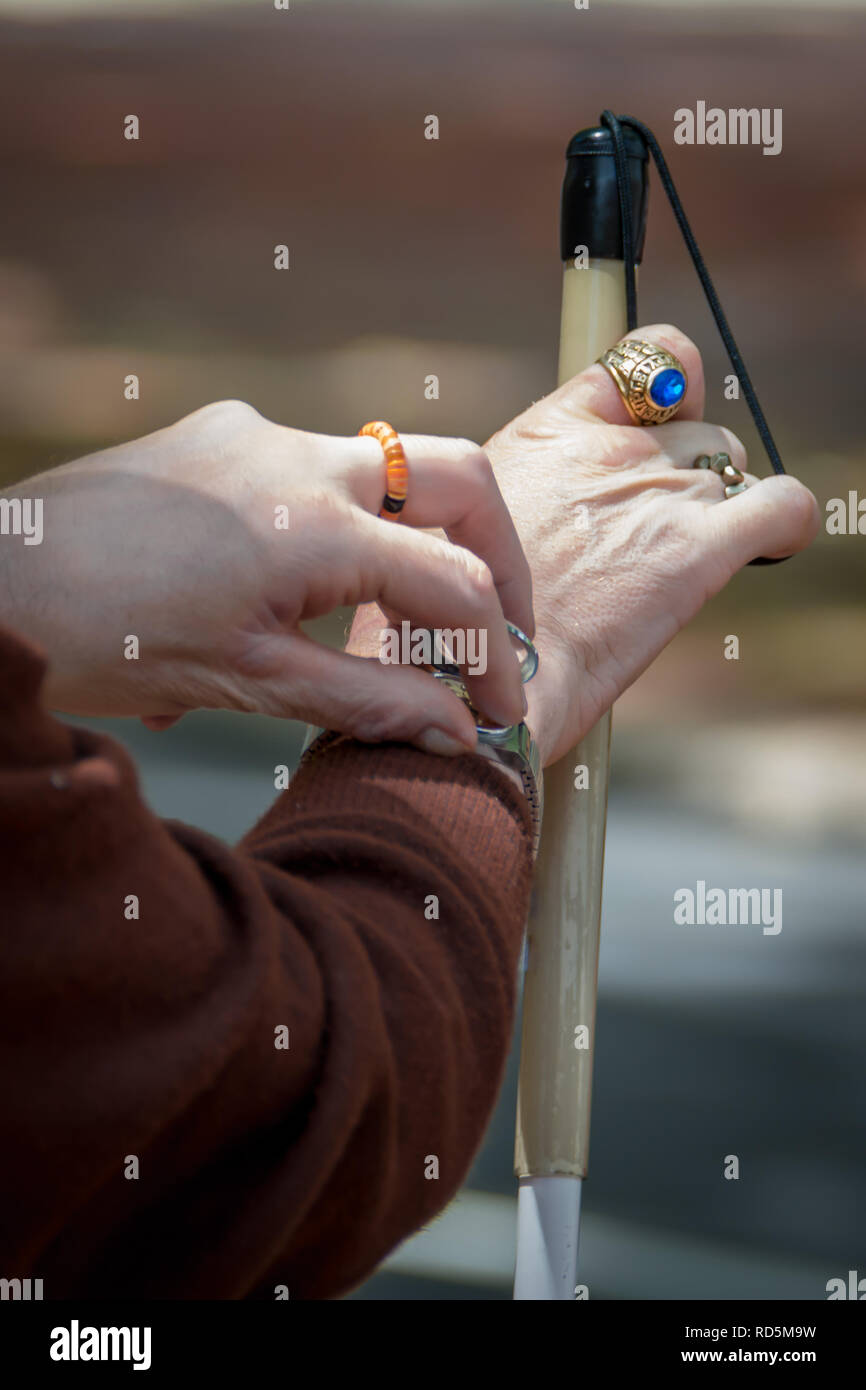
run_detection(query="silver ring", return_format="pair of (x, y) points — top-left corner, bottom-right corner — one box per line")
(506, 621), (538, 684)
(428, 620), (539, 737)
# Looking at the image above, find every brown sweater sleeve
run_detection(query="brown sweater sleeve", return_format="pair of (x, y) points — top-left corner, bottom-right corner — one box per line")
(0, 624), (533, 1299)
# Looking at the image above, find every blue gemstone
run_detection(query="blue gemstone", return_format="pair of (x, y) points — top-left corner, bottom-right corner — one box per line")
(649, 368), (686, 408)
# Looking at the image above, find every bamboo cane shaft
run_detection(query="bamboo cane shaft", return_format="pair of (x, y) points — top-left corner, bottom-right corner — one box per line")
(514, 258), (628, 1181)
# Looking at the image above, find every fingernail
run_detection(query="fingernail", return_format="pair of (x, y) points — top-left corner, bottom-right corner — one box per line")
(415, 727), (473, 757)
(475, 701), (523, 729)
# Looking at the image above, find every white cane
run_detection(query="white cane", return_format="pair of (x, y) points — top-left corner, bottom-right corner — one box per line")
(513, 121), (649, 1300)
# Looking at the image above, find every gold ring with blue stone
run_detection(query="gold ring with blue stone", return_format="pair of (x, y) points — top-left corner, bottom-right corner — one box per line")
(598, 338), (688, 426)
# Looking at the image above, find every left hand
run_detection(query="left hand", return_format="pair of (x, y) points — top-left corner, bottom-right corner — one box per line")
(484, 323), (820, 764)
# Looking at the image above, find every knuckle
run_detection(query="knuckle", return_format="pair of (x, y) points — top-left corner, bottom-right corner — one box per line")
(646, 321), (694, 353)
(640, 323), (702, 375)
(604, 423), (655, 465)
(720, 428), (747, 469)
(692, 472), (725, 503)
(777, 476), (821, 535)
(462, 444), (495, 491)
(450, 435), (484, 461)
(352, 701), (412, 745)
(201, 399), (262, 428)
(462, 556), (497, 609)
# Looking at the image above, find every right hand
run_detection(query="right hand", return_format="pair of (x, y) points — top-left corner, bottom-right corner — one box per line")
(1, 402), (532, 751)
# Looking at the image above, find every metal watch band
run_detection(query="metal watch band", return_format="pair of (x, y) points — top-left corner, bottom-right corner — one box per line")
(471, 720), (544, 857)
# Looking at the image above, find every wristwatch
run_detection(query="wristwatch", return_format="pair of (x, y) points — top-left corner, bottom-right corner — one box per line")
(302, 623), (544, 857)
(422, 641), (542, 846)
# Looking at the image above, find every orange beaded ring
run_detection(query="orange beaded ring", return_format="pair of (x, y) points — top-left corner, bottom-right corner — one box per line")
(358, 420), (409, 520)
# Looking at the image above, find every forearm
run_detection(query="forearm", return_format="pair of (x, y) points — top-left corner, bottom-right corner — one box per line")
(244, 736), (533, 1296)
(0, 620), (533, 1298)
(0, 469), (125, 714)
(0, 478), (46, 643)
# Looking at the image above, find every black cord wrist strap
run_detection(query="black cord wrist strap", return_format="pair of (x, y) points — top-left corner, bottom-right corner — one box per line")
(600, 109), (790, 566)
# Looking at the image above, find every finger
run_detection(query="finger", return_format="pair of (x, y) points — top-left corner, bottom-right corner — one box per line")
(339, 433), (534, 638)
(247, 633), (479, 756)
(642, 421), (748, 477)
(702, 474), (820, 567)
(140, 714), (184, 731)
(556, 417), (753, 502)
(547, 322), (706, 427)
(353, 512), (526, 729)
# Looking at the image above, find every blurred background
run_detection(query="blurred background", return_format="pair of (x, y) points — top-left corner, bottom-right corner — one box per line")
(1, 0), (864, 1298)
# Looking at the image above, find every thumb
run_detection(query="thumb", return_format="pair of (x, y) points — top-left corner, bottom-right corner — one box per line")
(708, 474), (821, 567)
(258, 635), (480, 757)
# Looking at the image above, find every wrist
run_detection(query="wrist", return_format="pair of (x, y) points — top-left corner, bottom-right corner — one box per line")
(524, 641), (573, 767)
